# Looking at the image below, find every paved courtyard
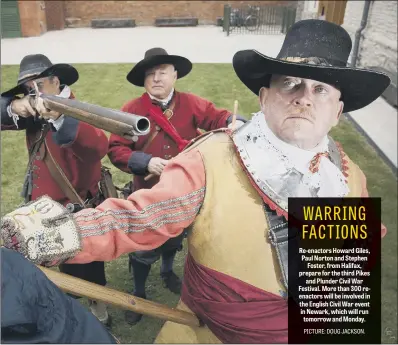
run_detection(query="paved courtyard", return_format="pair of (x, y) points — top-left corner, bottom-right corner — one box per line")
(1, 26), (285, 64)
(348, 97), (397, 169)
(1, 26), (396, 170)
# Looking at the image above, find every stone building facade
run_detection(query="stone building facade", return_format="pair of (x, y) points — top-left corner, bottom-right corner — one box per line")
(342, 0), (397, 73)
(295, 0), (319, 21)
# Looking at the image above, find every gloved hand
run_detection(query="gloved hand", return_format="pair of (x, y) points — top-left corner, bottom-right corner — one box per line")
(1, 196), (81, 267)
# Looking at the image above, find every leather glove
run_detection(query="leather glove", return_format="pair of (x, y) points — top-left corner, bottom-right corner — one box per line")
(1, 196), (81, 267)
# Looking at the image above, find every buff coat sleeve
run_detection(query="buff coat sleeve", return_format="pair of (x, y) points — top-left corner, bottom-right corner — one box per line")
(68, 148), (206, 263)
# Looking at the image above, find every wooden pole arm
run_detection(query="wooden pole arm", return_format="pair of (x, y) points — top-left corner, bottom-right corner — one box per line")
(38, 265), (201, 328)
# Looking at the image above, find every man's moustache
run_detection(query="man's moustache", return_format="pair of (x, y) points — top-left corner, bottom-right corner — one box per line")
(287, 107), (314, 120)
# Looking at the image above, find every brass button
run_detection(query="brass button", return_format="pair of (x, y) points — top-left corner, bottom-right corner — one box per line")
(164, 145), (170, 149)
(164, 155), (172, 159)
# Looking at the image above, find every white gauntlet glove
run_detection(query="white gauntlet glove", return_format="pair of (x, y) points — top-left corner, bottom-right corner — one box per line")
(1, 196), (81, 267)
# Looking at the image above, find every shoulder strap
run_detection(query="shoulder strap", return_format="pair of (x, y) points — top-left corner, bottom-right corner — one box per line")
(141, 98), (176, 152)
(43, 140), (86, 207)
(21, 125), (52, 203)
(141, 127), (160, 153)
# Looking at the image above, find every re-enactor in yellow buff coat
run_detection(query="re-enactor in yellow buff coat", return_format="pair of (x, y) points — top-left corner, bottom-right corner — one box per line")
(1, 20), (390, 344)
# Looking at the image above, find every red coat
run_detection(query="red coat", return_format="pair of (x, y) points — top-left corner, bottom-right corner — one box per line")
(108, 91), (232, 190)
(1, 92), (108, 206)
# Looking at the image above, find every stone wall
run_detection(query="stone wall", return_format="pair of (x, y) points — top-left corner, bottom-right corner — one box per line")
(296, 0), (319, 21)
(63, 0), (295, 27)
(342, 0), (397, 73)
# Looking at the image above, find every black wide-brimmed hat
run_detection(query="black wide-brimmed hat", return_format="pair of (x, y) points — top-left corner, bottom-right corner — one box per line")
(233, 19), (390, 113)
(1, 54), (79, 97)
(127, 48), (192, 86)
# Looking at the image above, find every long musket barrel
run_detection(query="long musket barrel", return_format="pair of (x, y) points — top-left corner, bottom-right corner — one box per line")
(35, 94), (150, 142)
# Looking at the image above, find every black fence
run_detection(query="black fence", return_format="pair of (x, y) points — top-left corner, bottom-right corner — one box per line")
(223, 4), (297, 36)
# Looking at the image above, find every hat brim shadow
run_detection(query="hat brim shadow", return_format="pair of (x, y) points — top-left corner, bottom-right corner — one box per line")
(233, 50), (391, 113)
(1, 63), (79, 97)
(126, 55), (192, 87)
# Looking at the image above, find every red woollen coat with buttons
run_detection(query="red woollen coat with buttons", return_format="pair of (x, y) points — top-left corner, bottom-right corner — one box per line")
(108, 91), (233, 191)
(1, 92), (109, 206)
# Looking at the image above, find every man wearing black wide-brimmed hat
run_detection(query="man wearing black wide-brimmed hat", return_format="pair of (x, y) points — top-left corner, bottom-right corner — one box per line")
(107, 47), (246, 325)
(1, 20), (390, 343)
(0, 54), (111, 327)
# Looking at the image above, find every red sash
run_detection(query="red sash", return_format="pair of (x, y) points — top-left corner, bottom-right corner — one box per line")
(141, 93), (189, 152)
(181, 253), (288, 343)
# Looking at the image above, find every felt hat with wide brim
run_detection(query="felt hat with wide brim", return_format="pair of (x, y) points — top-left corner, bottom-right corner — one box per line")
(232, 19), (391, 113)
(127, 47), (192, 87)
(2, 54), (79, 97)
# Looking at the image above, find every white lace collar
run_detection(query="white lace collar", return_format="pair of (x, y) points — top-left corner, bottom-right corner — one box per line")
(234, 111), (349, 201)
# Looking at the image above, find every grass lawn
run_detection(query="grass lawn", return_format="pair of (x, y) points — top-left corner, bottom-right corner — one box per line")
(1, 63), (397, 343)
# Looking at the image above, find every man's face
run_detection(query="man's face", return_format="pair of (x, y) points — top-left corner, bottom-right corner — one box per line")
(25, 76), (60, 96)
(144, 64), (177, 99)
(259, 75), (344, 149)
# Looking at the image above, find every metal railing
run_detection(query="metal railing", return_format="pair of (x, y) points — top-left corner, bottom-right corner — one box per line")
(223, 4), (297, 36)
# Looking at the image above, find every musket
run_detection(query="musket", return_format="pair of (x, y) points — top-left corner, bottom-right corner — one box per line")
(30, 93), (150, 142)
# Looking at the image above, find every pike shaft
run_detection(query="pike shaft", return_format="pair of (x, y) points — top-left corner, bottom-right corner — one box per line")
(38, 265), (201, 328)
